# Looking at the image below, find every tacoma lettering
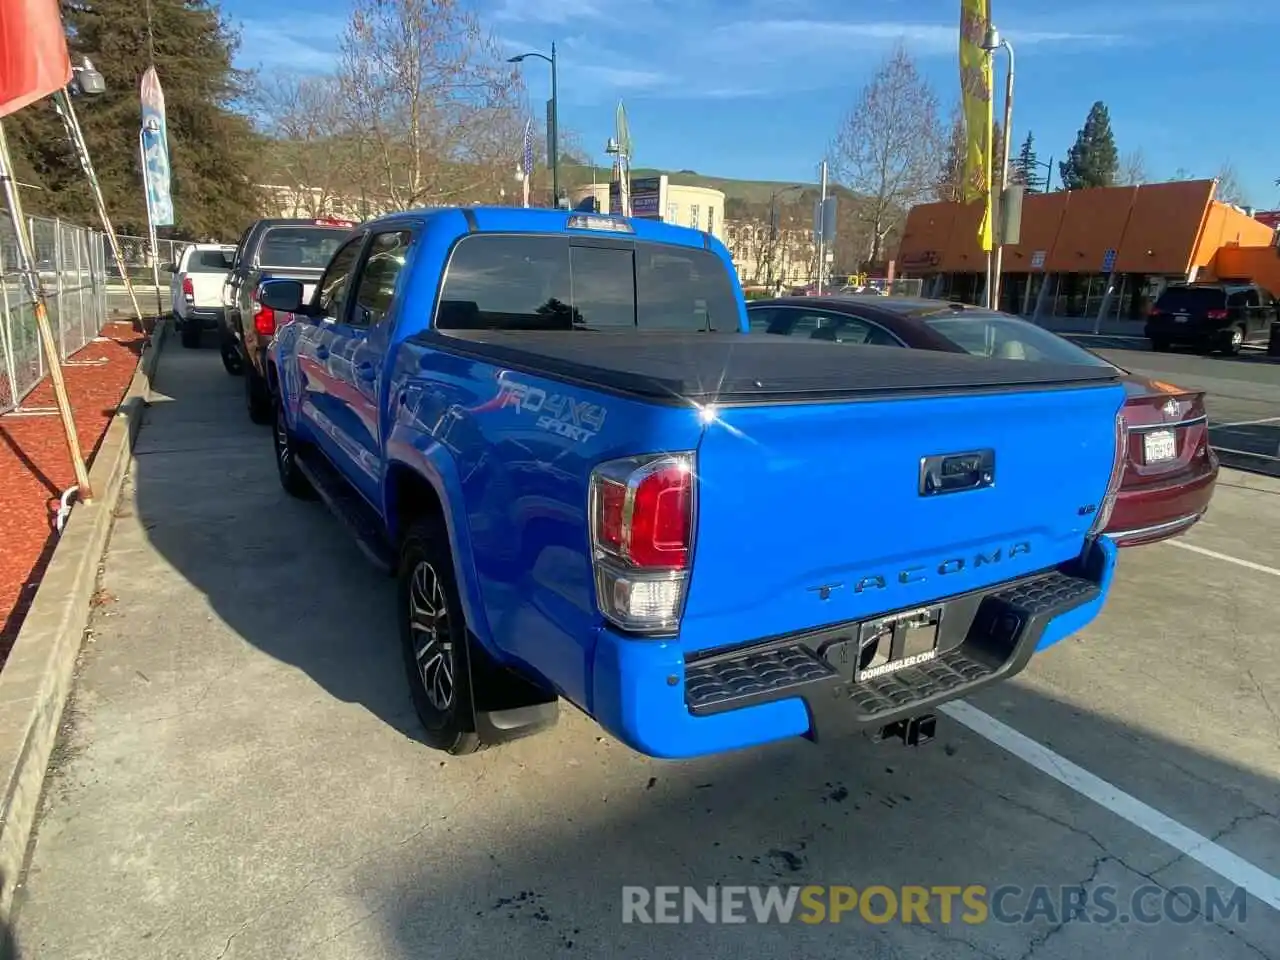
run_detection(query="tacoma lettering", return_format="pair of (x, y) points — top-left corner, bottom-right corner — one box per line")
(845, 541), (1032, 594)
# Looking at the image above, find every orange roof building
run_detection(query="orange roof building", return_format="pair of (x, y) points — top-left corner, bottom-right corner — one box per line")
(896, 180), (1279, 320)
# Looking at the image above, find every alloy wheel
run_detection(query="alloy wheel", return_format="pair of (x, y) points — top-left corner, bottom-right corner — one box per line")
(274, 401), (291, 473)
(409, 560), (454, 712)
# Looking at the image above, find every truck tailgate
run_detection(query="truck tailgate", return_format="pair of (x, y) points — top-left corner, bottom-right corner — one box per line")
(678, 382), (1125, 652)
(188, 272), (227, 308)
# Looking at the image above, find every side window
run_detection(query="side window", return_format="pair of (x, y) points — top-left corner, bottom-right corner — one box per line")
(690, 205), (701, 230)
(768, 310), (894, 345)
(436, 235), (571, 330)
(350, 230), (412, 328)
(747, 307), (777, 333)
(317, 236), (365, 322)
(1227, 289), (1249, 309)
(230, 228), (251, 270)
(1243, 288), (1260, 308)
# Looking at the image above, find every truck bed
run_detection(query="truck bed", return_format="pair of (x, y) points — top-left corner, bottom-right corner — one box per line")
(419, 329), (1120, 404)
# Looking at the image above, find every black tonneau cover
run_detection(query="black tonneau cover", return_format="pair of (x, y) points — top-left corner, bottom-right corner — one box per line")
(419, 329), (1120, 404)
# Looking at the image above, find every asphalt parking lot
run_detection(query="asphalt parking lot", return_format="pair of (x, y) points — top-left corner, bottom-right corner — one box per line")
(1072, 335), (1280, 477)
(10, 341), (1280, 960)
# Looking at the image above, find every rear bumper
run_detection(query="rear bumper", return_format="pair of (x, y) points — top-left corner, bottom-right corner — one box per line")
(1144, 319), (1232, 347)
(589, 536), (1117, 760)
(1105, 457), (1218, 548)
(180, 306), (224, 330)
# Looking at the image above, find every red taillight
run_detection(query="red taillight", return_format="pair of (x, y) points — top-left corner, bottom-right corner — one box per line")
(181, 275), (193, 297)
(590, 453), (695, 634)
(251, 288), (276, 336)
(1206, 308), (1228, 320)
(1093, 413), (1128, 537)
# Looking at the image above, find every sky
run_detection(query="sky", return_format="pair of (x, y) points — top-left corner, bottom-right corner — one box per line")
(225, 0), (1280, 208)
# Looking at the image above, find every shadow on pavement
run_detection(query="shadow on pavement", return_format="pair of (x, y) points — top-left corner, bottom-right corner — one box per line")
(122, 339), (423, 742)
(91, 339), (1280, 960)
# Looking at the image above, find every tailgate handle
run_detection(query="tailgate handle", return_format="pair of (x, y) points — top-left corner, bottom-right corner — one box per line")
(919, 449), (995, 496)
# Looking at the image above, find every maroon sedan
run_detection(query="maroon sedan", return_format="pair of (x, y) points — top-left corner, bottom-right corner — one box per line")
(747, 296), (1219, 548)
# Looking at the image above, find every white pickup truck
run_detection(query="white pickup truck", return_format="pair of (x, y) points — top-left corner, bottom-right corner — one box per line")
(167, 243), (237, 348)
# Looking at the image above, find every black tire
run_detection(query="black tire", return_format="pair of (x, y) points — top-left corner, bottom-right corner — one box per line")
(180, 319), (201, 349)
(221, 341), (242, 375)
(220, 325), (243, 375)
(1220, 328), (1244, 356)
(246, 365), (273, 424)
(271, 393), (315, 499)
(399, 517), (483, 755)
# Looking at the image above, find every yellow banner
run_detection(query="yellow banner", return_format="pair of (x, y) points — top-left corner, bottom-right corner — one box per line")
(959, 0), (993, 252)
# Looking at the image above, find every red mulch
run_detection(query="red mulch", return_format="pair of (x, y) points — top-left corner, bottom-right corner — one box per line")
(0, 320), (147, 665)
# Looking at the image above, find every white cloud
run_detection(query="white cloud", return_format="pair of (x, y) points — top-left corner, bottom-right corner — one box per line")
(237, 16), (346, 72)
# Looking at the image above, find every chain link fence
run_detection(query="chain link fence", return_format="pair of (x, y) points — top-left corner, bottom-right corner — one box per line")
(103, 234), (191, 317)
(0, 214), (113, 414)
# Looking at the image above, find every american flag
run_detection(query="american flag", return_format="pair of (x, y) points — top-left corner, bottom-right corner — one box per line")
(521, 119), (534, 178)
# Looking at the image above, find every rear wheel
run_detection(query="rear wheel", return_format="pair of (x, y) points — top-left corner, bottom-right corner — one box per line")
(1220, 327), (1244, 356)
(245, 365), (273, 424)
(272, 394), (315, 500)
(399, 517), (482, 755)
(180, 318), (201, 349)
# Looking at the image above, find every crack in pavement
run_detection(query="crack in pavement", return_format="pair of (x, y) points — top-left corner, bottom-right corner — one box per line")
(959, 774), (1277, 960)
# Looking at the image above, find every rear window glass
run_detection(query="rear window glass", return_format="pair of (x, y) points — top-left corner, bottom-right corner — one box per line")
(257, 227), (348, 269)
(1155, 286), (1226, 311)
(186, 249), (232, 272)
(435, 234), (739, 332)
(922, 312), (1113, 367)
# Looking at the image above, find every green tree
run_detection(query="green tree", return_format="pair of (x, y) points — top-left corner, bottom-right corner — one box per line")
(1058, 101), (1118, 190)
(10, 0), (264, 240)
(1012, 131), (1041, 192)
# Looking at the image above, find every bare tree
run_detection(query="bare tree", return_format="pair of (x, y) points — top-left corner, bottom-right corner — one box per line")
(1215, 162), (1247, 206)
(936, 108), (965, 202)
(259, 73), (365, 218)
(1116, 149), (1149, 186)
(337, 0), (526, 208)
(830, 46), (943, 262)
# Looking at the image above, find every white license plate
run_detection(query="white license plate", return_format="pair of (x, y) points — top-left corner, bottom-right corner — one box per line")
(1174, 313), (1188, 323)
(1144, 429), (1177, 463)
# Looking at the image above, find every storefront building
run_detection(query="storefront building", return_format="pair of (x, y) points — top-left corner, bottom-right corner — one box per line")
(897, 180), (1279, 320)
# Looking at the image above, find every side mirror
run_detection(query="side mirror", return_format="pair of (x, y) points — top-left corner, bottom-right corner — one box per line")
(258, 278), (305, 313)
(162, 263), (177, 274)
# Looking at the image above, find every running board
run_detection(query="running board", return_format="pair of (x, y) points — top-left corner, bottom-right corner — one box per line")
(294, 450), (396, 574)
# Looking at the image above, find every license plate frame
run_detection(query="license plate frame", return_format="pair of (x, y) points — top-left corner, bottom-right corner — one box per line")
(1173, 313), (1188, 323)
(854, 605), (943, 682)
(1143, 429), (1177, 464)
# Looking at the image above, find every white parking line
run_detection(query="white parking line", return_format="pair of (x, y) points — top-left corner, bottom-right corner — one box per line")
(940, 701), (1280, 911)
(1210, 416), (1280, 430)
(1166, 541), (1280, 577)
(1210, 445), (1280, 462)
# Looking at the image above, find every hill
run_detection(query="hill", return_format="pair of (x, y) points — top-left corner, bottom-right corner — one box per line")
(564, 161), (861, 207)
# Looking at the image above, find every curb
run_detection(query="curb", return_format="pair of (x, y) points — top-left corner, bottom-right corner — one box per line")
(0, 319), (168, 921)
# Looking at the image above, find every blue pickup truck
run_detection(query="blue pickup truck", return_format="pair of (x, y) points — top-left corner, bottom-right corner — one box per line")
(259, 207), (1127, 760)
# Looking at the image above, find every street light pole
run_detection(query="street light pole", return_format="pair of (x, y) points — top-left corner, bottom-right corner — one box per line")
(508, 45), (559, 207)
(985, 27), (1015, 312)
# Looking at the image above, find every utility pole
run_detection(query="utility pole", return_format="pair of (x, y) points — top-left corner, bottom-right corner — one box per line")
(817, 160), (828, 295)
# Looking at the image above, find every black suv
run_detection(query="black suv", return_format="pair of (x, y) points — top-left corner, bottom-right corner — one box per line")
(1145, 282), (1277, 355)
